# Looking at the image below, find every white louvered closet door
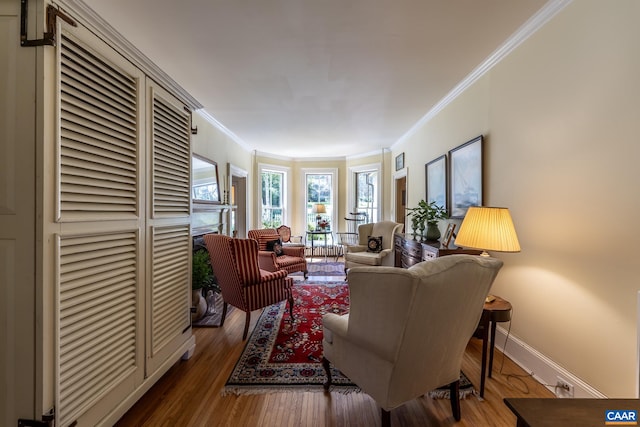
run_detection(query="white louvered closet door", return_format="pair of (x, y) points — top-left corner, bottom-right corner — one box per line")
(55, 24), (146, 427)
(145, 82), (192, 376)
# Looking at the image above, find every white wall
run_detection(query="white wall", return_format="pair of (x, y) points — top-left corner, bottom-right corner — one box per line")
(393, 0), (640, 397)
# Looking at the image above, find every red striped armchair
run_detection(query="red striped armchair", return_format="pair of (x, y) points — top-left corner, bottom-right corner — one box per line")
(248, 228), (308, 279)
(203, 234), (294, 340)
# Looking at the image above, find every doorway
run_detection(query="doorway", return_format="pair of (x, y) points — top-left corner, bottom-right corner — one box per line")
(229, 164), (248, 238)
(395, 175), (407, 230)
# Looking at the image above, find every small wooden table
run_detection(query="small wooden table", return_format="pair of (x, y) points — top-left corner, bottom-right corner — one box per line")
(504, 398), (640, 426)
(306, 230), (333, 261)
(477, 295), (512, 397)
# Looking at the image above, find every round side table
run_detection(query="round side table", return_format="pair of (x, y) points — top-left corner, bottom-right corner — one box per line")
(477, 295), (512, 397)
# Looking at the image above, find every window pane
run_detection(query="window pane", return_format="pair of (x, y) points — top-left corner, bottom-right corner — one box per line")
(261, 170), (284, 228)
(356, 171), (378, 222)
(306, 173), (333, 231)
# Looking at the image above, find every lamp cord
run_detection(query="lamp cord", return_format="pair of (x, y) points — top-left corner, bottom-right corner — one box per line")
(497, 307), (533, 394)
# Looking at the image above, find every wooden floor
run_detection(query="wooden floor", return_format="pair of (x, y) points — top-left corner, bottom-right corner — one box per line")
(116, 274), (554, 427)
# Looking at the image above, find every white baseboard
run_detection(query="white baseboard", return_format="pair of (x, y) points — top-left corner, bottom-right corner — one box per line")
(493, 326), (606, 398)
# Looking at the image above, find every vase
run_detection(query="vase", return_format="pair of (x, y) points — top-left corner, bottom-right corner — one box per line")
(205, 290), (218, 315)
(425, 223), (441, 242)
(191, 289), (207, 321)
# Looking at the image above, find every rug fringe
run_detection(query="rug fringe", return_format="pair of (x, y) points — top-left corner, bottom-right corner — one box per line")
(427, 388), (477, 400)
(222, 385), (361, 396)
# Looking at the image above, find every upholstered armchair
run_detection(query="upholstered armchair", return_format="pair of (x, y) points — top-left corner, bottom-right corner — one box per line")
(322, 255), (503, 425)
(344, 221), (404, 271)
(248, 228), (308, 278)
(203, 234), (294, 340)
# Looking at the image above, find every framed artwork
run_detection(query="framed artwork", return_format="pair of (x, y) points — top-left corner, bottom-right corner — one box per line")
(425, 155), (447, 210)
(442, 223), (456, 248)
(395, 152), (405, 171)
(449, 135), (483, 218)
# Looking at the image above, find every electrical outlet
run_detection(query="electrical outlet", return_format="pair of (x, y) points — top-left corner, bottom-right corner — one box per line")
(555, 376), (574, 398)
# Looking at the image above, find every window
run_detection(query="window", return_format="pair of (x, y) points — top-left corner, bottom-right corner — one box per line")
(260, 165), (288, 228)
(348, 164), (381, 223)
(303, 169), (337, 232)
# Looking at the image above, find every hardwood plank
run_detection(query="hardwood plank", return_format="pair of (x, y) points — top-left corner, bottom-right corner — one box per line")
(116, 296), (554, 427)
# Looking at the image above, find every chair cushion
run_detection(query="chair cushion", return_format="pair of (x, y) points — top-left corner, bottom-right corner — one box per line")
(266, 238), (284, 256)
(367, 236), (383, 253)
(345, 251), (385, 266)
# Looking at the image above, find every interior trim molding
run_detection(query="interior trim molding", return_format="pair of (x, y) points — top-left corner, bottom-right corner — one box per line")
(392, 0), (574, 148)
(493, 325), (605, 399)
(54, 0), (202, 110)
(196, 109), (252, 151)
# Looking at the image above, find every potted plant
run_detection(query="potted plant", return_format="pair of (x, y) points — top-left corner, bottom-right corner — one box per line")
(406, 200), (448, 241)
(191, 249), (218, 321)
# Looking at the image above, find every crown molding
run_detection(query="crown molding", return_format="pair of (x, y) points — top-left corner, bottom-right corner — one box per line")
(54, 0), (202, 110)
(392, 0), (573, 148)
(195, 110), (252, 152)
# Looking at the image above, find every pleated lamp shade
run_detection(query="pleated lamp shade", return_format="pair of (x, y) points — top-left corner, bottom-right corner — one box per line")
(454, 206), (521, 255)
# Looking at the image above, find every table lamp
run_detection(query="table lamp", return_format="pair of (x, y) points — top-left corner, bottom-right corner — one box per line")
(312, 204), (326, 230)
(455, 206), (520, 302)
(454, 206), (520, 256)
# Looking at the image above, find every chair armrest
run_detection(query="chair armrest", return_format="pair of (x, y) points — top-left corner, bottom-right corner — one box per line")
(345, 245), (367, 253)
(257, 251), (279, 272)
(258, 268), (288, 282)
(377, 248), (392, 258)
(281, 246), (305, 257)
(322, 312), (349, 343)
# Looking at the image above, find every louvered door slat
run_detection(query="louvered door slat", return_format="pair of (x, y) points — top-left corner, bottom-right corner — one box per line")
(61, 101), (136, 140)
(151, 95), (190, 217)
(62, 123), (137, 156)
(150, 225), (190, 355)
(60, 33), (139, 220)
(58, 231), (138, 426)
(61, 164), (136, 187)
(61, 72), (137, 126)
(61, 38), (137, 105)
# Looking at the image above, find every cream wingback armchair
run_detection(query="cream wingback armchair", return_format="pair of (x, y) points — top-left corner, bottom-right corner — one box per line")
(322, 255), (503, 426)
(344, 221), (404, 271)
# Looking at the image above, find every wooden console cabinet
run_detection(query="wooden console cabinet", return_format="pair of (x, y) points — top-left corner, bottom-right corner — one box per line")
(394, 233), (482, 268)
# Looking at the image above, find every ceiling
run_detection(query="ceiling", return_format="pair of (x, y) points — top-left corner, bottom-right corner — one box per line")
(80, 0), (548, 159)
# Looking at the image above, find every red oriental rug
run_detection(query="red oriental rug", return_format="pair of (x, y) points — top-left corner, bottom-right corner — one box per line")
(222, 282), (357, 394)
(222, 282), (475, 398)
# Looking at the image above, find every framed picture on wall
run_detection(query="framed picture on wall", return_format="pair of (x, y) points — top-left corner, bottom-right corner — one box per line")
(395, 152), (405, 171)
(449, 135), (483, 218)
(425, 154), (447, 210)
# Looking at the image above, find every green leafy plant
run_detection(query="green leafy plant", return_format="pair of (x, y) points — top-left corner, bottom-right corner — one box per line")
(192, 249), (218, 292)
(406, 200), (448, 238)
(407, 200), (447, 224)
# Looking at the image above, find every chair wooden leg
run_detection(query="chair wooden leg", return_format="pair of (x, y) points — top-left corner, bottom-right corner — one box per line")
(381, 409), (391, 427)
(242, 311), (251, 340)
(322, 357), (332, 391)
(219, 302), (228, 327)
(288, 295), (294, 321)
(449, 379), (461, 421)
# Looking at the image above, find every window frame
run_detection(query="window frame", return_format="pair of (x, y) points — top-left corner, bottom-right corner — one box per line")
(301, 167), (338, 232)
(258, 163), (290, 228)
(347, 163), (381, 223)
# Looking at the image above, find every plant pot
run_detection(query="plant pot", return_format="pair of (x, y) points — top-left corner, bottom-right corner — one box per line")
(425, 223), (441, 242)
(191, 288), (207, 321)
